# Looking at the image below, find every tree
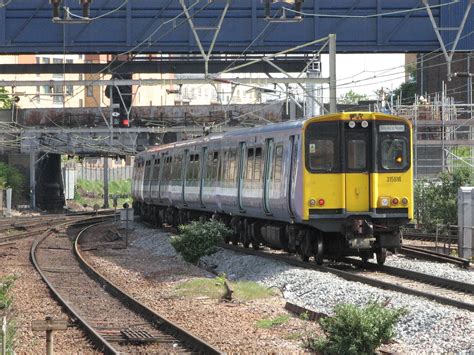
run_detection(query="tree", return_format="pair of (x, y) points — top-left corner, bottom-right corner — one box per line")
(414, 168), (472, 231)
(389, 63), (417, 105)
(0, 87), (12, 109)
(337, 90), (369, 104)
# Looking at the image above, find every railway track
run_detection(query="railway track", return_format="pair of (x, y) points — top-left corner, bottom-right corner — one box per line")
(0, 213), (115, 246)
(402, 231), (457, 244)
(220, 244), (474, 312)
(399, 245), (470, 268)
(31, 219), (221, 354)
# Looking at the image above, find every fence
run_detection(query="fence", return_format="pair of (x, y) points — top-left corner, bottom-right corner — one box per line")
(74, 165), (133, 182)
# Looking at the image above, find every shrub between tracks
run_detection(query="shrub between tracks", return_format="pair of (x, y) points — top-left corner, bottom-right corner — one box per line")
(171, 220), (232, 263)
(306, 301), (407, 355)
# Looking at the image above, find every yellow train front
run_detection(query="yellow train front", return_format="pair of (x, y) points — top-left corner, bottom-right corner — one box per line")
(299, 112), (413, 264)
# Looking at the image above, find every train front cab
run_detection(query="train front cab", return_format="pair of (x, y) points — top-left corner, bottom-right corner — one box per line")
(302, 112), (413, 264)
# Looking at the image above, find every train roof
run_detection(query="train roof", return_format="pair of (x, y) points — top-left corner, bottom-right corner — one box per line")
(137, 112), (409, 159)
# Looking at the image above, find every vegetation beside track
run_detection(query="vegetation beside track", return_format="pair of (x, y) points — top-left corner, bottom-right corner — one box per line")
(171, 220), (232, 263)
(256, 315), (290, 329)
(175, 275), (277, 301)
(0, 275), (16, 353)
(0, 163), (25, 205)
(414, 168), (472, 232)
(74, 179), (131, 208)
(305, 301), (407, 355)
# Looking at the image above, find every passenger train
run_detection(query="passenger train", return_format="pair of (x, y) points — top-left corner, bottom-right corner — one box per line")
(132, 112), (413, 265)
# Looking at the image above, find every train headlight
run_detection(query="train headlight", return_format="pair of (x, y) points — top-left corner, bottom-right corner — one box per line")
(361, 120), (369, 128)
(348, 121), (356, 128)
(309, 198), (316, 206)
(401, 197), (409, 205)
(379, 197), (390, 207)
(318, 198), (325, 206)
(392, 197), (399, 205)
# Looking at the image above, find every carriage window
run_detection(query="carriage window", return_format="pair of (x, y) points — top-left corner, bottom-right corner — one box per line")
(246, 148), (254, 180)
(381, 138), (408, 170)
(229, 150), (237, 182)
(254, 147), (262, 181)
(347, 140), (366, 170)
(273, 145), (283, 182)
(212, 151), (219, 180)
(305, 121), (340, 173)
(308, 140), (334, 171)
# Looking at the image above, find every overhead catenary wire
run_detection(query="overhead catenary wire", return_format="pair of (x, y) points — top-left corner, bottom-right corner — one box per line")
(283, 0), (460, 18)
(65, 0), (128, 21)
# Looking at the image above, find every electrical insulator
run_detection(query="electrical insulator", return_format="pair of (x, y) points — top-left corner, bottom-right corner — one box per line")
(80, 0), (91, 18)
(50, 0), (62, 19)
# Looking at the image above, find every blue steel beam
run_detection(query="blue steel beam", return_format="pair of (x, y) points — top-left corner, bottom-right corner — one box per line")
(0, 0), (472, 54)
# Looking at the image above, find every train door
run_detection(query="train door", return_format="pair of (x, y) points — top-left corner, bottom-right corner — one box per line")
(199, 146), (207, 207)
(237, 142), (246, 212)
(287, 135), (298, 218)
(263, 138), (274, 215)
(181, 149), (189, 205)
(345, 128), (370, 212)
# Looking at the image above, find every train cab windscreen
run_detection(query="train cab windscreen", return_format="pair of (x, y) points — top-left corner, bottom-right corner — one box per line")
(376, 123), (410, 172)
(306, 120), (410, 173)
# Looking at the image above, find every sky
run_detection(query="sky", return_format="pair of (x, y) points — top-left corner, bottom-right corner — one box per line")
(321, 53), (408, 100)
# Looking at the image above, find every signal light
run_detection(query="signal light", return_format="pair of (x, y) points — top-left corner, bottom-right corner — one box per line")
(318, 199), (325, 206)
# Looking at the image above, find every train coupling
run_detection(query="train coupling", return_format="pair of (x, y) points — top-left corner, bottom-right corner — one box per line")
(345, 218), (375, 249)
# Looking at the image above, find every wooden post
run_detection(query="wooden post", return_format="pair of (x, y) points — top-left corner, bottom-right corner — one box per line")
(31, 316), (68, 355)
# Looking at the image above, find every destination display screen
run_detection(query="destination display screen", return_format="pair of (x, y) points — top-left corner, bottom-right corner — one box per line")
(379, 125), (405, 132)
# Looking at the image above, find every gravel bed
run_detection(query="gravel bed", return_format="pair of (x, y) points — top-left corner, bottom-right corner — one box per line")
(0, 233), (98, 354)
(82, 222), (321, 353)
(202, 249), (474, 353)
(384, 253), (474, 285)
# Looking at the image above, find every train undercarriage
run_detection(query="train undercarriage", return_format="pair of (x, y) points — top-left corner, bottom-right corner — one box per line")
(134, 201), (402, 266)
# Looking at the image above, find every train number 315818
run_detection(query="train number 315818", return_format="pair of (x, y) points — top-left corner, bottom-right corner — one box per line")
(386, 176), (402, 183)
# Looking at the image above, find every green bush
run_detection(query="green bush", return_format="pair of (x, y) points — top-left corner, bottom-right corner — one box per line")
(0, 163), (25, 205)
(307, 301), (407, 355)
(415, 168), (471, 231)
(171, 220), (232, 263)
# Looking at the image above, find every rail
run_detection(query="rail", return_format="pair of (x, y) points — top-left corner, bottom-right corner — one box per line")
(220, 244), (474, 312)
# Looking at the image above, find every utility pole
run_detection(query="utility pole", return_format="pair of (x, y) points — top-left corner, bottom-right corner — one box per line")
(29, 151), (36, 209)
(329, 33), (337, 113)
(103, 157), (109, 209)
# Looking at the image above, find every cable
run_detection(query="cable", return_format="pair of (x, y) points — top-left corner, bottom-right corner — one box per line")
(284, 1), (460, 18)
(65, 1), (128, 21)
(0, 0), (13, 9)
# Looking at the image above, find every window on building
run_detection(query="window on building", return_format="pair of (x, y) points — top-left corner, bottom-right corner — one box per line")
(53, 85), (64, 104)
(86, 86), (93, 97)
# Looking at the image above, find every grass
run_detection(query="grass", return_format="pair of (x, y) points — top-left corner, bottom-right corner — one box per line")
(74, 179), (131, 208)
(0, 275), (15, 310)
(256, 315), (290, 329)
(0, 275), (16, 354)
(174, 276), (277, 301)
